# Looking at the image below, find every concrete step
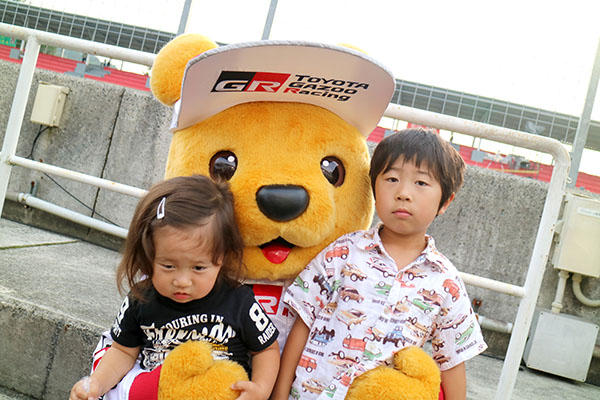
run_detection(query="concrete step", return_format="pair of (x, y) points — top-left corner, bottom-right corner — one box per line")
(1, 218), (121, 400)
(0, 387), (36, 400)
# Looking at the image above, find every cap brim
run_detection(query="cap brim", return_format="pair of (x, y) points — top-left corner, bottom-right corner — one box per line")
(171, 40), (396, 137)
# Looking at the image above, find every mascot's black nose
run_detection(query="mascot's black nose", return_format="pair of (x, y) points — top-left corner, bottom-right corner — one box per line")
(256, 185), (309, 222)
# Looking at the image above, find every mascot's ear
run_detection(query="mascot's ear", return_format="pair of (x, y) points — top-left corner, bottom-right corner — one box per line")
(150, 33), (218, 106)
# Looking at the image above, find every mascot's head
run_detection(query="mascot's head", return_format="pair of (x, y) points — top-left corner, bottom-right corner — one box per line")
(151, 34), (395, 281)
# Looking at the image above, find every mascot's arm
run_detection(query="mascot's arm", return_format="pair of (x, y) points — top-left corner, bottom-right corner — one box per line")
(231, 341), (280, 400)
(271, 318), (310, 400)
(440, 362), (466, 400)
(70, 342), (140, 400)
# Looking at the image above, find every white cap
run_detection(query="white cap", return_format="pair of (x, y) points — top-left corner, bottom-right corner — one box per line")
(171, 40), (396, 137)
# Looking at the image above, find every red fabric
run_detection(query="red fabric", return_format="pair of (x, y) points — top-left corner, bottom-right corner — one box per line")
(129, 365), (162, 400)
(439, 385), (445, 400)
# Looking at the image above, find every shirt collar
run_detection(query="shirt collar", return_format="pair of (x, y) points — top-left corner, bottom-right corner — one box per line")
(360, 223), (446, 269)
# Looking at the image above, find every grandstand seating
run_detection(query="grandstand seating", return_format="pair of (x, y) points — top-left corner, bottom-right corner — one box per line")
(368, 127), (600, 194)
(0, 43), (150, 91)
(1, 43), (598, 193)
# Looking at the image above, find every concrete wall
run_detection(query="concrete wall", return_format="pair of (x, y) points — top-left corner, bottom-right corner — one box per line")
(0, 60), (171, 248)
(1, 59), (599, 385)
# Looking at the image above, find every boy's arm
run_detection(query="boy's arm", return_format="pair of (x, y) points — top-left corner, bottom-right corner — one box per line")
(270, 317), (310, 400)
(70, 342), (140, 399)
(441, 362), (466, 400)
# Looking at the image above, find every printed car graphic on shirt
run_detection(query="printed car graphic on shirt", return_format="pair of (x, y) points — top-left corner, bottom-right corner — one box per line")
(363, 342), (383, 360)
(412, 297), (434, 313)
(418, 288), (444, 307)
(438, 313), (468, 330)
(339, 286), (364, 303)
(407, 316), (429, 337)
(341, 263), (368, 281)
(342, 334), (367, 351)
(302, 378), (327, 394)
(328, 351), (361, 370)
(290, 387), (300, 400)
(313, 274), (341, 295)
(364, 243), (380, 254)
(403, 265), (427, 280)
(395, 273), (416, 288)
(324, 384), (337, 397)
(325, 245), (349, 262)
(336, 309), (367, 329)
(294, 275), (309, 292)
(299, 354), (318, 372)
(433, 353), (450, 365)
(365, 326), (385, 342)
(382, 326), (408, 347)
(432, 337), (445, 352)
(367, 257), (396, 278)
(374, 281), (392, 296)
(455, 322), (475, 346)
(385, 296), (411, 315)
(310, 326), (335, 346)
(443, 278), (461, 302)
(322, 301), (338, 315)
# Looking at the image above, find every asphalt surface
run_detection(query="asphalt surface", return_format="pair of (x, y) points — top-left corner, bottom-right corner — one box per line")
(1, 218), (599, 400)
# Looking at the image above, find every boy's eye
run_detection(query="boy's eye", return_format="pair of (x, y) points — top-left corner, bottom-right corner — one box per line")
(161, 264), (174, 270)
(416, 180), (428, 186)
(193, 266), (207, 272)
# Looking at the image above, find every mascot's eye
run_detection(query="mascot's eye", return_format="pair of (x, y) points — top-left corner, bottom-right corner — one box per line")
(320, 156), (345, 187)
(209, 151), (238, 181)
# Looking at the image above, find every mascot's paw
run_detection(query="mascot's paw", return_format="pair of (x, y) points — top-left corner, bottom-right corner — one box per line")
(345, 346), (441, 400)
(158, 340), (249, 400)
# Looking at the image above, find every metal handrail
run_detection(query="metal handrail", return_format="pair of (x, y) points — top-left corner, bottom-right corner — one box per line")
(384, 103), (570, 400)
(0, 23), (571, 399)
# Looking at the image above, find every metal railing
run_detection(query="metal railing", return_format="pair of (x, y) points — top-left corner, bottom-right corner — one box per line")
(0, 23), (570, 400)
(0, 22), (151, 233)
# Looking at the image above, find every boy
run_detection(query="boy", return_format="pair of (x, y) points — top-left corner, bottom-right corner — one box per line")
(272, 129), (487, 400)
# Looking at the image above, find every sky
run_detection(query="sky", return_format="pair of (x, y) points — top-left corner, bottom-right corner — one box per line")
(28, 0), (600, 175)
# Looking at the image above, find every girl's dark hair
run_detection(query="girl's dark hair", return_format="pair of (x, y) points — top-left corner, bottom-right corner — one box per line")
(116, 175), (244, 300)
(369, 128), (465, 209)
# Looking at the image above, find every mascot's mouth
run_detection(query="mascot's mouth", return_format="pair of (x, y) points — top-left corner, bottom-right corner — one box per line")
(259, 237), (296, 264)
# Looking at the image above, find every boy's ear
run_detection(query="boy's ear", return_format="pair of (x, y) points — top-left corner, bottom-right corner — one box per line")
(437, 193), (455, 216)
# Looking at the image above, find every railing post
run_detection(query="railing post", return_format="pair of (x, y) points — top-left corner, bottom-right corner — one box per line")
(494, 159), (568, 399)
(0, 35), (40, 216)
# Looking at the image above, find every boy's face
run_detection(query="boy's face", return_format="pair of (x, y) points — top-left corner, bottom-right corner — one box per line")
(374, 156), (452, 242)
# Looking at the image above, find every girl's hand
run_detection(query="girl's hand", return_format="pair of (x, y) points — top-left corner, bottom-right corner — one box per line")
(232, 380), (270, 400)
(69, 376), (101, 400)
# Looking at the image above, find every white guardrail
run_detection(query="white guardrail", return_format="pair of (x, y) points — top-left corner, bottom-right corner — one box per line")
(0, 22), (570, 400)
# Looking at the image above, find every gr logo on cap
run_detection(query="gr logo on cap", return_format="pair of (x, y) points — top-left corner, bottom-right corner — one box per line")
(171, 40), (396, 136)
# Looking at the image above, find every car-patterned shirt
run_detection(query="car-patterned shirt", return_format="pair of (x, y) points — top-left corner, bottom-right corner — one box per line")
(283, 225), (487, 400)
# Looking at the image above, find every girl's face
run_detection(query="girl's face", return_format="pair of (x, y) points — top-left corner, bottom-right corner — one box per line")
(151, 223), (222, 303)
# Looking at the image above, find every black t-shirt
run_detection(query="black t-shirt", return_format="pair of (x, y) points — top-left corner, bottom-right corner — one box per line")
(110, 282), (278, 375)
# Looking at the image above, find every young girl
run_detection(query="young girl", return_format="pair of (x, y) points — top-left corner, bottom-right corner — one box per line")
(70, 175), (279, 400)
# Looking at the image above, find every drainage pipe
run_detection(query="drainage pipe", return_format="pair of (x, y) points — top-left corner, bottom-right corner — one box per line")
(478, 314), (513, 334)
(572, 274), (600, 307)
(551, 270), (571, 313)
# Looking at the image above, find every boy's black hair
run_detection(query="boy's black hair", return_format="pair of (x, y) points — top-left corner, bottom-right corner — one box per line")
(369, 128), (465, 210)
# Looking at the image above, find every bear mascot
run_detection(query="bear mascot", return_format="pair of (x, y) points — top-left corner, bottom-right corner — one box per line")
(89, 34), (441, 400)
